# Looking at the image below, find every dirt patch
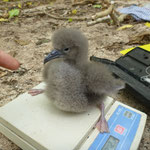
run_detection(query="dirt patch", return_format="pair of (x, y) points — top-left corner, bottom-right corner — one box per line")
(0, 0), (150, 149)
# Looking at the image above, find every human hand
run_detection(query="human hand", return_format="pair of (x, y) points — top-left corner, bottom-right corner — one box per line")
(0, 50), (20, 70)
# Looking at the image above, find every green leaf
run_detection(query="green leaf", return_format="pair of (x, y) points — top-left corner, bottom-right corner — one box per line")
(110, 19), (113, 24)
(8, 9), (20, 19)
(68, 18), (73, 22)
(93, 5), (102, 8)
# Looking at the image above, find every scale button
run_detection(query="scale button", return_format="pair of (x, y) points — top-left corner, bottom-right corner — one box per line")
(114, 125), (125, 134)
(124, 111), (133, 119)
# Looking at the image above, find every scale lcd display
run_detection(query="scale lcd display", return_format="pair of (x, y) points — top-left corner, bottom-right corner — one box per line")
(102, 136), (119, 150)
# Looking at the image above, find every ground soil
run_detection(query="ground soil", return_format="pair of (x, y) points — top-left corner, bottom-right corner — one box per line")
(0, 0), (150, 150)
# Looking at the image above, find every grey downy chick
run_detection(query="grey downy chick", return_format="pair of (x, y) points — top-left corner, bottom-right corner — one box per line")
(29, 28), (125, 133)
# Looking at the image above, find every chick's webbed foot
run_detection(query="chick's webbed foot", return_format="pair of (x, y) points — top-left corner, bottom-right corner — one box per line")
(96, 102), (109, 133)
(28, 89), (44, 96)
(96, 116), (109, 133)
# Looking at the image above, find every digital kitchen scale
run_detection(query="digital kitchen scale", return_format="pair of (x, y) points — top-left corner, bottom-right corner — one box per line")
(0, 83), (147, 150)
(80, 101), (147, 150)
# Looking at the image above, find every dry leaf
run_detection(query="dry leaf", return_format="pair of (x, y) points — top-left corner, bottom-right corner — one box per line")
(0, 18), (8, 22)
(117, 24), (133, 31)
(27, 2), (32, 6)
(18, 3), (22, 8)
(72, 9), (77, 15)
(129, 31), (150, 44)
(36, 38), (50, 45)
(15, 39), (30, 46)
(0, 69), (8, 78)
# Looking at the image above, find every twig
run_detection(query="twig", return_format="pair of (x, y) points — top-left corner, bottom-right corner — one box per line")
(89, 2), (122, 26)
(22, 7), (89, 21)
(92, 4), (113, 19)
(72, 0), (96, 6)
(22, 5), (52, 14)
(43, 11), (89, 21)
(110, 10), (120, 26)
(87, 16), (110, 26)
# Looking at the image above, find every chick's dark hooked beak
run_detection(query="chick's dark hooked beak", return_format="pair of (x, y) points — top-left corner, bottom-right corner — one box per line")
(44, 49), (65, 64)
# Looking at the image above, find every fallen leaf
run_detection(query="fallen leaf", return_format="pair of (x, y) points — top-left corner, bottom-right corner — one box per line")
(117, 24), (133, 31)
(145, 22), (150, 28)
(93, 5), (102, 8)
(0, 18), (8, 22)
(27, 2), (32, 6)
(36, 38), (50, 45)
(15, 39), (30, 46)
(72, 9), (77, 15)
(18, 3), (22, 8)
(0, 69), (8, 78)
(129, 31), (150, 44)
(68, 18), (73, 22)
(9, 9), (20, 19)
(49, 2), (53, 6)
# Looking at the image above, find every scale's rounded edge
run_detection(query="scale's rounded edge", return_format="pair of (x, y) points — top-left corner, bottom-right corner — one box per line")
(0, 122), (37, 150)
(130, 113), (147, 150)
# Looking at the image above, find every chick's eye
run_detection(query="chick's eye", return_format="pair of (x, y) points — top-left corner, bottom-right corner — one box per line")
(64, 48), (70, 52)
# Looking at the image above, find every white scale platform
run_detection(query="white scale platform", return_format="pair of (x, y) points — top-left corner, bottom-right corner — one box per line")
(0, 83), (147, 150)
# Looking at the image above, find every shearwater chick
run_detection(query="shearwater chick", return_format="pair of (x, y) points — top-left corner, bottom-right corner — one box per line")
(29, 28), (125, 133)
